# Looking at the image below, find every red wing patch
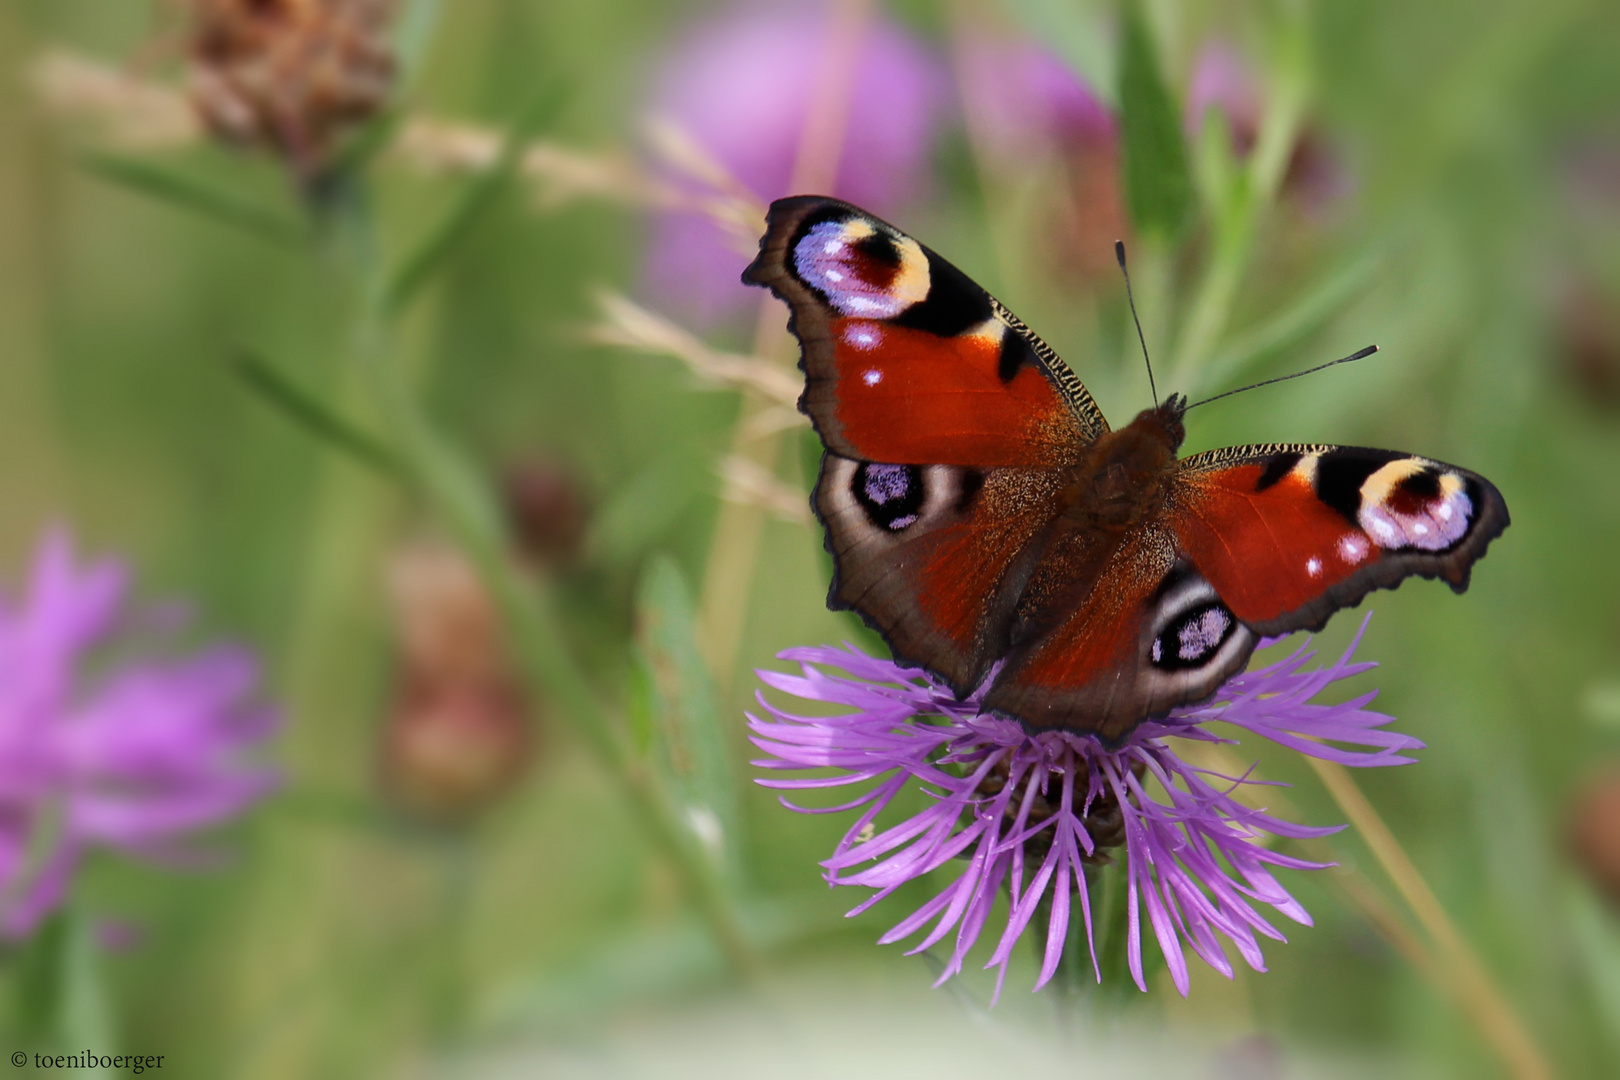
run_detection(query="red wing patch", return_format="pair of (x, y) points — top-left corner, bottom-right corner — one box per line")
(824, 317), (1081, 466)
(743, 196), (1106, 471)
(1172, 446), (1509, 637)
(1173, 462), (1376, 625)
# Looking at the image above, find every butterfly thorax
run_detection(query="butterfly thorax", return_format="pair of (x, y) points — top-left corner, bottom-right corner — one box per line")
(1060, 400), (1186, 533)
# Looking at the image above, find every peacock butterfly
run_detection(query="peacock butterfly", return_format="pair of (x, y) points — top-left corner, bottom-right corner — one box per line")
(742, 196), (1509, 745)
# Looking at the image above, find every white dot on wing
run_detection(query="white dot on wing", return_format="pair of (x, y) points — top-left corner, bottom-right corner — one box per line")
(1306, 556), (1322, 578)
(862, 369), (882, 386)
(825, 269), (844, 282)
(823, 240), (843, 254)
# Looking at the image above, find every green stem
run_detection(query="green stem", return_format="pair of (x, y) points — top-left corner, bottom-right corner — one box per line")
(350, 291), (761, 983)
(1168, 22), (1310, 390)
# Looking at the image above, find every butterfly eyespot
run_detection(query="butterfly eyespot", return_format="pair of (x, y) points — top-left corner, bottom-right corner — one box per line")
(793, 218), (930, 319)
(1151, 601), (1237, 672)
(853, 462), (925, 533)
(1356, 463), (1473, 553)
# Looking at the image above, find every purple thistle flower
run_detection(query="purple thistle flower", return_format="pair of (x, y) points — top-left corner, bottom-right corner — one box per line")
(749, 615), (1420, 999)
(955, 38), (1115, 162)
(642, 1), (947, 326)
(0, 531), (279, 938)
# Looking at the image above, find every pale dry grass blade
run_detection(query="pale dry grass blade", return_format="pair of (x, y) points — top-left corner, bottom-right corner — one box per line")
(1307, 757), (1553, 1080)
(589, 292), (800, 406)
(717, 455), (810, 525)
(29, 49), (200, 148)
(1179, 738), (1551, 1080)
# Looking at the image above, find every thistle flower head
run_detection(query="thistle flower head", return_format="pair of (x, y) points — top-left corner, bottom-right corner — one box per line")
(749, 616), (1420, 998)
(0, 532), (278, 937)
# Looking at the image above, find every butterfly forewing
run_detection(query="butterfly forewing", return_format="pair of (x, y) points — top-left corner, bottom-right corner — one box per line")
(743, 196), (1107, 467)
(1171, 444), (1510, 636)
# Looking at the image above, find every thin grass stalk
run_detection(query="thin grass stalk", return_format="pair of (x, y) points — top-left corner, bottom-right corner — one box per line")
(693, 0), (872, 692)
(1167, 20), (1309, 391)
(1307, 757), (1553, 1080)
(352, 299), (763, 982)
(1182, 736), (1545, 1072)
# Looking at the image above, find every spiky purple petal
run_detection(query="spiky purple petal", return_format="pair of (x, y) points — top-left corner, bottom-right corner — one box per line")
(0, 531), (279, 937)
(749, 614), (1419, 997)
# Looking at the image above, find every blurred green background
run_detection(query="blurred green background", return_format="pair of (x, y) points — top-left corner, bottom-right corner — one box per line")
(1, 0), (1619, 1076)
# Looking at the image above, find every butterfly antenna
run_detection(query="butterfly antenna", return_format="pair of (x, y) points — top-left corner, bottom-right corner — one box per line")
(1114, 240), (1158, 408)
(1185, 345), (1381, 410)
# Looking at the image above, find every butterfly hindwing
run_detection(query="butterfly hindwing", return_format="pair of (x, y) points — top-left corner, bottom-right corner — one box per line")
(982, 531), (1259, 745)
(1171, 444), (1510, 636)
(743, 196), (1107, 469)
(814, 453), (1066, 696)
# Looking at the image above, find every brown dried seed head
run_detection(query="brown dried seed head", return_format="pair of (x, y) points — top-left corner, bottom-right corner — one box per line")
(184, 0), (397, 177)
(501, 459), (591, 569)
(381, 679), (533, 823)
(385, 538), (506, 688)
(1568, 765), (1620, 908)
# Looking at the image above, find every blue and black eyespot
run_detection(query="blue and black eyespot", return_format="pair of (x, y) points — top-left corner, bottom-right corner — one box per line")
(1150, 601), (1237, 671)
(854, 462), (925, 532)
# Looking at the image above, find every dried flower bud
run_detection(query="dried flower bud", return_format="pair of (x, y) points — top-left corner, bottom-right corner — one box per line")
(501, 459), (590, 569)
(184, 0), (396, 178)
(1557, 285), (1620, 409)
(381, 537), (534, 822)
(1568, 765), (1620, 908)
(385, 538), (505, 687)
(381, 679), (532, 823)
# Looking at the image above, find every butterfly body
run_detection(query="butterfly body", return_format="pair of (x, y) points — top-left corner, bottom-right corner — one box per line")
(745, 196), (1508, 745)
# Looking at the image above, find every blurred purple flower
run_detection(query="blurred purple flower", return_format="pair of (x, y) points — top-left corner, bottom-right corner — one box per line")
(1188, 41), (1265, 156)
(956, 39), (1113, 162)
(953, 36), (1124, 279)
(749, 615), (1419, 999)
(1187, 40), (1349, 212)
(643, 1), (947, 325)
(0, 531), (278, 938)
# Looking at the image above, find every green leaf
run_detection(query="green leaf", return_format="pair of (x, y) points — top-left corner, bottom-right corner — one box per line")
(1191, 101), (1242, 225)
(234, 351), (407, 480)
(1117, 2), (1193, 239)
(633, 554), (739, 883)
(12, 908), (114, 1054)
(394, 0), (446, 84)
(381, 80), (570, 315)
(586, 456), (704, 569)
(1193, 247), (1384, 396)
(480, 897), (816, 1036)
(320, 107), (405, 188)
(78, 153), (305, 248)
